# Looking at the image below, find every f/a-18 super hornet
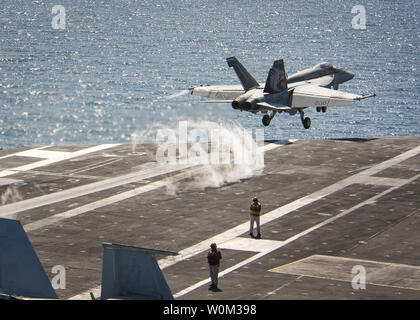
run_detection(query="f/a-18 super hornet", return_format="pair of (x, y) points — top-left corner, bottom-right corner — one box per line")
(190, 57), (375, 129)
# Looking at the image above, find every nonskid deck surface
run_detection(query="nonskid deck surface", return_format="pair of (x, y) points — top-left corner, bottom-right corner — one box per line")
(0, 136), (419, 300)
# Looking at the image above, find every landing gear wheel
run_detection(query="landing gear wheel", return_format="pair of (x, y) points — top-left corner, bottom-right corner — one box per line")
(262, 115), (271, 126)
(298, 109), (311, 129)
(303, 117), (311, 129)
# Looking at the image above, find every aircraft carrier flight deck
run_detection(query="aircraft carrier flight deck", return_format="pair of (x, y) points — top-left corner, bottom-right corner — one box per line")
(0, 136), (419, 300)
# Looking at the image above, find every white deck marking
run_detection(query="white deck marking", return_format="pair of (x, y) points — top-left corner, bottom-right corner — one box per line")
(0, 146), (45, 160)
(270, 254), (420, 291)
(361, 176), (410, 187)
(64, 158), (121, 175)
(23, 167), (204, 232)
(218, 237), (284, 252)
(0, 162), (194, 219)
(0, 141), (286, 219)
(0, 144), (120, 178)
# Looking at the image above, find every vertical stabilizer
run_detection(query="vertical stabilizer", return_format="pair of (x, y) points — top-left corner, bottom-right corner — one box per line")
(100, 243), (177, 300)
(0, 218), (58, 299)
(264, 59), (288, 93)
(226, 57), (260, 91)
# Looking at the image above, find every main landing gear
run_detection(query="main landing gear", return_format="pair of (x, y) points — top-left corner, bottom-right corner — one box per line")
(262, 111), (277, 127)
(299, 109), (311, 129)
(261, 109), (311, 129)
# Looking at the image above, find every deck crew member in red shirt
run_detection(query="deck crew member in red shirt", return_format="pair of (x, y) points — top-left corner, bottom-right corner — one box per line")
(207, 243), (222, 291)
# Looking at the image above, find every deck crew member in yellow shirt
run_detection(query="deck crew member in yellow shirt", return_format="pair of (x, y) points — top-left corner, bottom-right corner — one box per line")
(249, 197), (262, 239)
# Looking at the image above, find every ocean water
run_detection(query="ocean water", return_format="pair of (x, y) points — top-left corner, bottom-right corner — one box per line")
(0, 0), (419, 149)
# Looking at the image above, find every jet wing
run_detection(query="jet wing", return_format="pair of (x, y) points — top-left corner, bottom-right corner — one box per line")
(290, 75), (335, 89)
(191, 74), (335, 102)
(191, 85), (245, 101)
(291, 84), (365, 109)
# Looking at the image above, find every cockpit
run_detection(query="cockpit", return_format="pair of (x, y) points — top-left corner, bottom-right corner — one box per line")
(315, 62), (334, 69)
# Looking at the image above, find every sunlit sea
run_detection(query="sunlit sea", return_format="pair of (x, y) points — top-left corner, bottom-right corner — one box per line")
(1, 0), (419, 148)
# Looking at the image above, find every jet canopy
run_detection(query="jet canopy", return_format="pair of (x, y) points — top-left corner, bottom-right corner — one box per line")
(315, 62), (334, 69)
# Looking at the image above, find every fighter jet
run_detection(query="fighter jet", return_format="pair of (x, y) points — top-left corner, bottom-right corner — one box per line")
(191, 57), (375, 129)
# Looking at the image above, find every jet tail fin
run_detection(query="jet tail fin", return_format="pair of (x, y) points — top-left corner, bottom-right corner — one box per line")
(226, 57), (260, 91)
(0, 218), (58, 299)
(101, 243), (177, 300)
(264, 59), (288, 93)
